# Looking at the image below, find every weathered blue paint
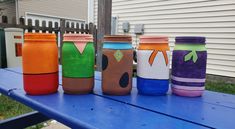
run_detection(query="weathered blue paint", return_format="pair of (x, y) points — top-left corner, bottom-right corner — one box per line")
(1, 68), (235, 129)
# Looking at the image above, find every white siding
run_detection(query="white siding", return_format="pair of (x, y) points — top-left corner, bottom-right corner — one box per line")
(0, 0), (16, 24)
(94, 0), (235, 77)
(94, 0), (98, 25)
(18, 0), (88, 21)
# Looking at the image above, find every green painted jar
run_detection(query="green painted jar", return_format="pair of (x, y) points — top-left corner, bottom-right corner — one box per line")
(62, 34), (95, 94)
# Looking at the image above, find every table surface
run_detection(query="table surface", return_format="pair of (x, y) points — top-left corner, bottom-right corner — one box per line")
(0, 67), (235, 129)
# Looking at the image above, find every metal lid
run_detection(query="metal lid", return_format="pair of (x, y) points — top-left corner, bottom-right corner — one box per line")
(24, 33), (56, 42)
(104, 35), (132, 43)
(175, 36), (206, 44)
(63, 34), (93, 42)
(139, 36), (168, 44)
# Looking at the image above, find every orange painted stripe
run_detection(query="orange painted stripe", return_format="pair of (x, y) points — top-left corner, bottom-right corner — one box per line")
(138, 43), (169, 51)
(148, 50), (158, 66)
(139, 43), (169, 66)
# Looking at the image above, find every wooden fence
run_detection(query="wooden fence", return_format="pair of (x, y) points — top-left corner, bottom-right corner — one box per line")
(0, 15), (97, 62)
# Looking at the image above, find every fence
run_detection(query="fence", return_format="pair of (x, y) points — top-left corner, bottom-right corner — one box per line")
(0, 15), (97, 62)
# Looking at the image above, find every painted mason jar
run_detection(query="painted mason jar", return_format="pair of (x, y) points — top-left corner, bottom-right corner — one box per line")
(171, 36), (207, 97)
(137, 36), (170, 95)
(22, 33), (58, 95)
(62, 34), (94, 94)
(102, 35), (133, 95)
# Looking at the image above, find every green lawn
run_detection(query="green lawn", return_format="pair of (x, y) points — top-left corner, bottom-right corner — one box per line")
(206, 81), (235, 95)
(0, 94), (44, 129)
(0, 81), (234, 128)
(0, 94), (32, 120)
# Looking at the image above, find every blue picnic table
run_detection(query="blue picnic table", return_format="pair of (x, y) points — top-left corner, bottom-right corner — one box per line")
(0, 67), (235, 129)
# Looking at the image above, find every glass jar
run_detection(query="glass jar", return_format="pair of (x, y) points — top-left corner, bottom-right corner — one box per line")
(62, 34), (94, 94)
(171, 36), (207, 97)
(137, 36), (170, 95)
(22, 33), (58, 95)
(102, 35), (133, 95)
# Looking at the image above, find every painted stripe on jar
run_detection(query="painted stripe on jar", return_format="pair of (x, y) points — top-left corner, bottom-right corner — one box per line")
(103, 43), (132, 50)
(171, 75), (206, 83)
(172, 84), (205, 90)
(171, 80), (205, 87)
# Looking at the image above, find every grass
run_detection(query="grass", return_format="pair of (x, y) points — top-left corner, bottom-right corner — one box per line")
(0, 94), (44, 129)
(0, 94), (33, 120)
(206, 81), (235, 95)
(0, 81), (234, 129)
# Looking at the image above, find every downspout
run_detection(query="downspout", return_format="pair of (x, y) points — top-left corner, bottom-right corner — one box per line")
(15, 0), (19, 24)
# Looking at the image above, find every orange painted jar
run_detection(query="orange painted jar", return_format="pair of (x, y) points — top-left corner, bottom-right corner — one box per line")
(22, 33), (58, 95)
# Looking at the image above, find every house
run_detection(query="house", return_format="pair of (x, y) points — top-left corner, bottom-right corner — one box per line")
(0, 0), (93, 68)
(0, 0), (16, 23)
(93, 0), (235, 79)
(0, 0), (93, 24)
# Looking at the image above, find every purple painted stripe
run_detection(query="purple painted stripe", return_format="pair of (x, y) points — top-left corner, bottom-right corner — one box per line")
(171, 80), (205, 87)
(171, 75), (205, 82)
(172, 84), (205, 90)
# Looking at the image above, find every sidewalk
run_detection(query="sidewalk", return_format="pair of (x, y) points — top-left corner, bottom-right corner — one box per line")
(42, 121), (70, 129)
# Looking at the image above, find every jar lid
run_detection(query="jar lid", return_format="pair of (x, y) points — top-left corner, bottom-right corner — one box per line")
(140, 36), (168, 43)
(175, 36), (206, 44)
(63, 34), (93, 42)
(24, 33), (56, 42)
(104, 35), (132, 43)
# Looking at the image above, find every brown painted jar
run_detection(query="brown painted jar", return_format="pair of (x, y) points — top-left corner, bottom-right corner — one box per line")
(102, 35), (133, 95)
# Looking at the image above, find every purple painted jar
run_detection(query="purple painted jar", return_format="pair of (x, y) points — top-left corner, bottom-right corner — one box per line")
(171, 36), (207, 97)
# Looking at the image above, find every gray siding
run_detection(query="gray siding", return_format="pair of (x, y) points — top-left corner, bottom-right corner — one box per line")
(18, 0), (88, 21)
(94, 0), (235, 77)
(0, 0), (16, 24)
